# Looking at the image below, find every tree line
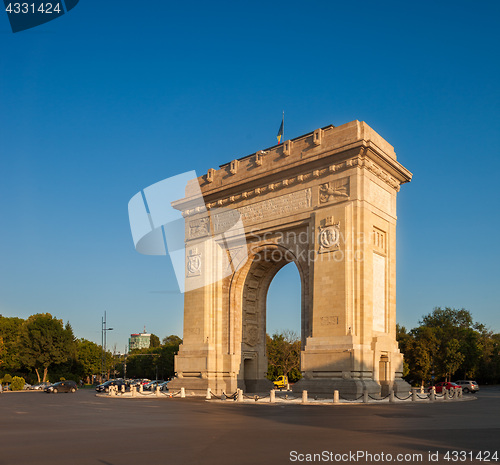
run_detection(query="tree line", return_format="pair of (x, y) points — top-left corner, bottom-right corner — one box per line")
(265, 308), (500, 387)
(2, 308), (498, 387)
(397, 307), (500, 386)
(0, 313), (181, 384)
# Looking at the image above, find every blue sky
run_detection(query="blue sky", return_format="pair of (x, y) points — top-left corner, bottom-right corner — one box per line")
(1, 0), (499, 351)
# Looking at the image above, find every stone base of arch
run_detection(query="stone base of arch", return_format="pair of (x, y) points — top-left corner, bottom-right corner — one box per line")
(292, 378), (381, 398)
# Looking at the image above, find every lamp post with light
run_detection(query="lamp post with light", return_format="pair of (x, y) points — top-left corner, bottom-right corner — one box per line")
(101, 312), (114, 382)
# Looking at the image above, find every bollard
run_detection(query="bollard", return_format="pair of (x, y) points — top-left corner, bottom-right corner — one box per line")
(221, 392), (226, 401)
(302, 390), (308, 404)
(443, 387), (448, 401)
(412, 387), (417, 402)
(206, 388), (212, 400)
(286, 383), (290, 391)
(237, 388), (243, 402)
(458, 387), (462, 398)
(270, 389), (275, 403)
(131, 385), (137, 397)
(180, 387), (186, 398)
(156, 386), (160, 397)
(389, 389), (395, 403)
(363, 389), (369, 403)
(109, 386), (114, 397)
(420, 386), (424, 394)
(121, 385), (125, 394)
(333, 390), (339, 404)
(139, 384), (143, 393)
(430, 386), (435, 401)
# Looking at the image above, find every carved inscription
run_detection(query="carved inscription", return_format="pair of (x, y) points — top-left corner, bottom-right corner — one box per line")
(213, 188), (311, 232)
(321, 316), (339, 326)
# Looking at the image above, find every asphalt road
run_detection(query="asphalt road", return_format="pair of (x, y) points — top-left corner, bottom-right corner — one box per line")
(0, 387), (498, 465)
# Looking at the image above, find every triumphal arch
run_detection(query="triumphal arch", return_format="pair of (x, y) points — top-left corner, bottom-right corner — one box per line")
(168, 120), (412, 396)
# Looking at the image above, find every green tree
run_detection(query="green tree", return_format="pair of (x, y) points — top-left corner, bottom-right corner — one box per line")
(76, 339), (101, 382)
(418, 308), (465, 379)
(150, 334), (161, 348)
(126, 335), (181, 380)
(18, 313), (75, 383)
(266, 330), (302, 383)
(458, 328), (484, 379)
(399, 307), (500, 385)
(407, 326), (437, 386)
(0, 315), (24, 371)
(442, 338), (465, 381)
(10, 376), (25, 391)
(162, 335), (182, 346)
(0, 336), (4, 368)
(395, 325), (411, 378)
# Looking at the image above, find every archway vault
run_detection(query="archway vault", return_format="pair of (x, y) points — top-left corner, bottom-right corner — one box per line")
(168, 121), (412, 396)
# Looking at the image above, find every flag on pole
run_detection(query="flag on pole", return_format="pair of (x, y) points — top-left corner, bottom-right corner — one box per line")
(277, 112), (284, 144)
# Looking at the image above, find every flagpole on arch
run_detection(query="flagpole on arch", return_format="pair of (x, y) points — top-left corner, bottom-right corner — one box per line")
(277, 111), (284, 145)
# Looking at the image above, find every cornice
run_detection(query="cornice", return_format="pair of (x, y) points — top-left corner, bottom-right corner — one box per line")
(180, 155), (403, 218)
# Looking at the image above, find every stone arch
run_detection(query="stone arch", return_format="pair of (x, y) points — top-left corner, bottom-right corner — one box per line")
(168, 120), (412, 396)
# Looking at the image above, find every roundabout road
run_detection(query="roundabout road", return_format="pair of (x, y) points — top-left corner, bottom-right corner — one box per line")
(0, 386), (498, 465)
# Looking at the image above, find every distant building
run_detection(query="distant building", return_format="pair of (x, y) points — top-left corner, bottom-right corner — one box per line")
(129, 329), (151, 351)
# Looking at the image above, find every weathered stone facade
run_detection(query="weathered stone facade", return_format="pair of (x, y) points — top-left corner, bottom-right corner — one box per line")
(168, 120), (412, 396)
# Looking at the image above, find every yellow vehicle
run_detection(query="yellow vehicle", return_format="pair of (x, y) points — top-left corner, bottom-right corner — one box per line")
(273, 375), (289, 390)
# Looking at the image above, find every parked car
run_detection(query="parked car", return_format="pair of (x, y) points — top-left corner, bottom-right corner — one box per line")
(23, 383), (32, 390)
(45, 380), (78, 393)
(129, 379), (150, 387)
(427, 382), (460, 393)
(143, 380), (164, 391)
(31, 382), (51, 390)
(158, 381), (170, 391)
(95, 379), (127, 393)
(454, 380), (479, 393)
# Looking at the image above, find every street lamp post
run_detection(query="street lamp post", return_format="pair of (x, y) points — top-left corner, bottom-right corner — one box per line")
(101, 312), (114, 382)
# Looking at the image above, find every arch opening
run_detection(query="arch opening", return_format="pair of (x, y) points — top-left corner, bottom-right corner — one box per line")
(266, 262), (301, 338)
(239, 246), (306, 392)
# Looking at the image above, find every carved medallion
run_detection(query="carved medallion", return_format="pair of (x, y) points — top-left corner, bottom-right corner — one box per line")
(318, 218), (340, 253)
(245, 325), (259, 347)
(186, 249), (202, 277)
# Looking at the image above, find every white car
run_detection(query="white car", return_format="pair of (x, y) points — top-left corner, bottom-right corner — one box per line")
(454, 380), (479, 393)
(31, 382), (50, 390)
